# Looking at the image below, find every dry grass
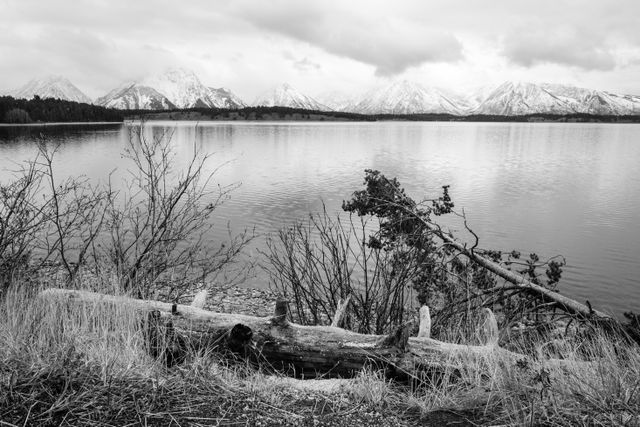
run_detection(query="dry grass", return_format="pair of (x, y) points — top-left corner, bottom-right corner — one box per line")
(1, 281), (639, 426)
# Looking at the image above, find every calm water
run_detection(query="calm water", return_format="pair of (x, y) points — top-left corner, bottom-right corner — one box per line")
(1, 121), (639, 316)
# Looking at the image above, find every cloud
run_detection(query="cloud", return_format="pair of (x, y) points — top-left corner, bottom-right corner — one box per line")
(293, 57), (321, 72)
(228, 0), (463, 75)
(2, 0), (640, 97)
(503, 26), (617, 71)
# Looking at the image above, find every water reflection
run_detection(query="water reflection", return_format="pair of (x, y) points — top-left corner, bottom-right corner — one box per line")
(0, 121), (639, 316)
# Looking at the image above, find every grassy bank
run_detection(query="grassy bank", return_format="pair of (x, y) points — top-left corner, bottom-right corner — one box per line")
(1, 281), (639, 426)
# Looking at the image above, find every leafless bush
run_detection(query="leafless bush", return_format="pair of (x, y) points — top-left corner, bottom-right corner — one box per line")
(264, 207), (425, 334)
(0, 125), (253, 300)
(37, 142), (110, 283)
(0, 158), (50, 291)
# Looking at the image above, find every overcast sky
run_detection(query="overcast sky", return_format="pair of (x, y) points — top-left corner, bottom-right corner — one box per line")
(2, 0), (640, 100)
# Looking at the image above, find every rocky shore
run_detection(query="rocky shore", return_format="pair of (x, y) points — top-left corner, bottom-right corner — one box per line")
(204, 285), (278, 317)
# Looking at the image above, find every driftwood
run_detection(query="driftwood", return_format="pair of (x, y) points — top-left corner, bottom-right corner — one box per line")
(40, 288), (520, 379)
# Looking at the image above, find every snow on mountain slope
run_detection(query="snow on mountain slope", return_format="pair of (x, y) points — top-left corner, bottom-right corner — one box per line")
(472, 81), (577, 115)
(13, 76), (92, 104)
(253, 83), (328, 110)
(142, 68), (237, 109)
(97, 69), (246, 110)
(579, 90), (640, 115)
(95, 82), (175, 110)
(207, 87), (246, 109)
(350, 80), (462, 115)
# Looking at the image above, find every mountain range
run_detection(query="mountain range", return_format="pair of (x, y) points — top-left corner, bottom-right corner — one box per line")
(4, 69), (640, 116)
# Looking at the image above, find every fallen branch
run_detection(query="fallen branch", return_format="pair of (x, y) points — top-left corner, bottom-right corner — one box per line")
(417, 216), (615, 322)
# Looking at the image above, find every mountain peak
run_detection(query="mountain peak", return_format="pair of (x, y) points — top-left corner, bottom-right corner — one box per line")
(97, 69), (245, 110)
(13, 75), (92, 104)
(352, 79), (461, 115)
(141, 68), (242, 109)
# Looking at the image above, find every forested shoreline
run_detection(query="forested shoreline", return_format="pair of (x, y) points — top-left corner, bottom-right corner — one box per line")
(2, 95), (640, 124)
(0, 96), (127, 123)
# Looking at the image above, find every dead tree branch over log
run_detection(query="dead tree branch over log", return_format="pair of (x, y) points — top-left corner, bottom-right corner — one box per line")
(419, 219), (614, 321)
(39, 288), (586, 379)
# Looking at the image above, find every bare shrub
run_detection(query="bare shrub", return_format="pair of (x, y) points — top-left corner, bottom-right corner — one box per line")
(0, 124), (252, 300)
(37, 141), (110, 283)
(264, 207), (423, 334)
(92, 125), (253, 299)
(0, 158), (50, 291)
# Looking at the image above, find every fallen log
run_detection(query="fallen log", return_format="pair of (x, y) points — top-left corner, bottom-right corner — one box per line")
(39, 288), (574, 379)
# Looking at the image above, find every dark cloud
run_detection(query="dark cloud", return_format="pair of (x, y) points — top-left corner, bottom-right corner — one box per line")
(503, 26), (617, 71)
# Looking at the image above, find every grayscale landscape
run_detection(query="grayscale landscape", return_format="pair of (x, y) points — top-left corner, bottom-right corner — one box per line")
(1, 1), (640, 426)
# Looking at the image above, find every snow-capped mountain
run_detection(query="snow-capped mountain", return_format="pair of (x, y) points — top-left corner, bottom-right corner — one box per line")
(12, 76), (92, 104)
(95, 82), (175, 110)
(96, 68), (246, 110)
(350, 80), (462, 115)
(472, 82), (640, 115)
(207, 87), (246, 109)
(253, 83), (328, 110)
(141, 68), (210, 108)
(140, 68), (243, 109)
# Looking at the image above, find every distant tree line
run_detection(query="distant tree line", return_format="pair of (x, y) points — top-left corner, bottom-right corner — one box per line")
(144, 106), (640, 123)
(140, 105), (376, 121)
(373, 112), (640, 123)
(0, 96), (127, 123)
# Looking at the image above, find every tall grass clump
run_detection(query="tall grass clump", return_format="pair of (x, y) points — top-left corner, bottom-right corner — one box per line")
(0, 279), (259, 425)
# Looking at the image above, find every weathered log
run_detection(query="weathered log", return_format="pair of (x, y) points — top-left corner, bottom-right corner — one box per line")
(38, 288), (540, 378)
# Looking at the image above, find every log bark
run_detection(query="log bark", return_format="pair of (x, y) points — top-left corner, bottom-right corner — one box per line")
(39, 288), (520, 378)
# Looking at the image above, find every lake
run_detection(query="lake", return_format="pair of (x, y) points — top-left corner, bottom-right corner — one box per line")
(1, 121), (639, 317)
